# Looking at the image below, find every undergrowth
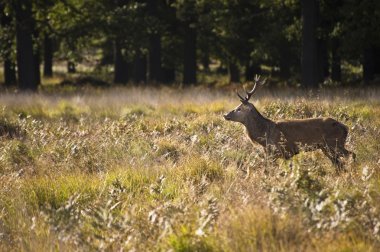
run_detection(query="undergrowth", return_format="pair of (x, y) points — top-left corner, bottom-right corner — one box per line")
(0, 87), (379, 251)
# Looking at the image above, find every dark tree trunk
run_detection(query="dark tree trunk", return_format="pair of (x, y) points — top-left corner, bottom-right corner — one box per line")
(147, 0), (162, 83)
(317, 39), (329, 82)
(278, 44), (291, 79)
(228, 62), (240, 83)
(2, 31), (16, 86)
(34, 48), (41, 85)
(149, 34), (162, 83)
(31, 16), (41, 86)
(363, 45), (375, 84)
(331, 38), (341, 82)
(301, 0), (319, 88)
(183, 25), (197, 85)
(1, 4), (17, 86)
(43, 34), (53, 77)
(113, 41), (129, 84)
(162, 67), (175, 83)
(132, 53), (147, 84)
(374, 46), (380, 75)
(67, 61), (76, 73)
(14, 0), (37, 91)
(4, 59), (16, 87)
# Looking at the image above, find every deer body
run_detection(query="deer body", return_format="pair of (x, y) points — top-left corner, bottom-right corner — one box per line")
(224, 76), (355, 169)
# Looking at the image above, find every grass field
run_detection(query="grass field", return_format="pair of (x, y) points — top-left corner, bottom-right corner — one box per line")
(0, 85), (380, 251)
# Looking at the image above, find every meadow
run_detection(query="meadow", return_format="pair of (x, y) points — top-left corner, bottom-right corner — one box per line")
(0, 85), (380, 251)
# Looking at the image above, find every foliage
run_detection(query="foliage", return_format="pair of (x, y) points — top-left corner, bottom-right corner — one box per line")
(1, 0), (379, 87)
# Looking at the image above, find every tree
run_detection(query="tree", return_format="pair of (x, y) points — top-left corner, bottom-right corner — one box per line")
(301, 0), (319, 88)
(160, 2), (179, 83)
(43, 34), (54, 77)
(113, 41), (129, 83)
(93, 0), (149, 84)
(172, 0), (199, 85)
(260, 0), (300, 81)
(338, 0), (380, 84)
(331, 38), (341, 82)
(0, 3), (17, 86)
(146, 0), (163, 83)
(132, 52), (147, 83)
(202, 0), (269, 83)
(38, 0), (56, 78)
(182, 17), (197, 84)
(13, 0), (38, 90)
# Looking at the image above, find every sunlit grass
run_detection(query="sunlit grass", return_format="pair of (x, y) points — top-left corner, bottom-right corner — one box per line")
(0, 86), (380, 251)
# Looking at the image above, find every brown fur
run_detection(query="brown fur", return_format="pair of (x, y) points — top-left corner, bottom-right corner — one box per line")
(224, 102), (355, 170)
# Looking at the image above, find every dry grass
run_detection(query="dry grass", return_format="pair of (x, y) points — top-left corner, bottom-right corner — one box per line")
(0, 85), (380, 251)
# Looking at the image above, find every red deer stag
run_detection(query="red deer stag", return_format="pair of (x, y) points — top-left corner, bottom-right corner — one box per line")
(223, 75), (355, 170)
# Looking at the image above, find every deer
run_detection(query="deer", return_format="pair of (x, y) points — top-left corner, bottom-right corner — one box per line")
(223, 75), (355, 171)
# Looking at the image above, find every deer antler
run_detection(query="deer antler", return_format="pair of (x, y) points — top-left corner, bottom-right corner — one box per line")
(237, 75), (266, 104)
(236, 90), (246, 103)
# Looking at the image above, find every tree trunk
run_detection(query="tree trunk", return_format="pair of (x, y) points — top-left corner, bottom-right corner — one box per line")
(34, 48), (41, 85)
(301, 0), (319, 88)
(14, 0), (37, 91)
(113, 41), (129, 84)
(4, 59), (16, 87)
(1, 4), (16, 86)
(374, 46), (380, 75)
(43, 34), (53, 77)
(149, 34), (162, 83)
(363, 45), (375, 84)
(183, 25), (197, 85)
(228, 62), (240, 83)
(278, 43), (291, 79)
(147, 0), (162, 83)
(317, 39), (329, 82)
(331, 38), (341, 82)
(132, 53), (147, 84)
(162, 67), (175, 83)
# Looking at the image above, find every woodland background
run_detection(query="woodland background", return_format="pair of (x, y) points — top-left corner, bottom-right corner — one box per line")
(0, 0), (379, 89)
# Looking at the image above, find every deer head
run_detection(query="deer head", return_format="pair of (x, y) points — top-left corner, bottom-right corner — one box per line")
(223, 75), (266, 124)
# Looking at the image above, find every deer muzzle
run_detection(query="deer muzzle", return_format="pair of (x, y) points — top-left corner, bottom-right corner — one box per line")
(223, 113), (232, 121)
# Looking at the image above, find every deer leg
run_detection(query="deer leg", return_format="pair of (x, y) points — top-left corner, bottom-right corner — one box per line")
(272, 143), (295, 160)
(350, 151), (357, 161)
(337, 146), (357, 161)
(321, 147), (344, 172)
(262, 146), (278, 171)
(323, 139), (348, 171)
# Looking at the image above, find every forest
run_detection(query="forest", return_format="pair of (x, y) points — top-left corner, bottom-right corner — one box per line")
(1, 0), (380, 89)
(1, 1), (380, 251)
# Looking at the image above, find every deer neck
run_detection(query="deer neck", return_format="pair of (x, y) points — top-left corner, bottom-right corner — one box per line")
(244, 109), (274, 147)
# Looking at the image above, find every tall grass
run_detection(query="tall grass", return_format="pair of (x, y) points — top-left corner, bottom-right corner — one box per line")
(0, 86), (379, 251)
